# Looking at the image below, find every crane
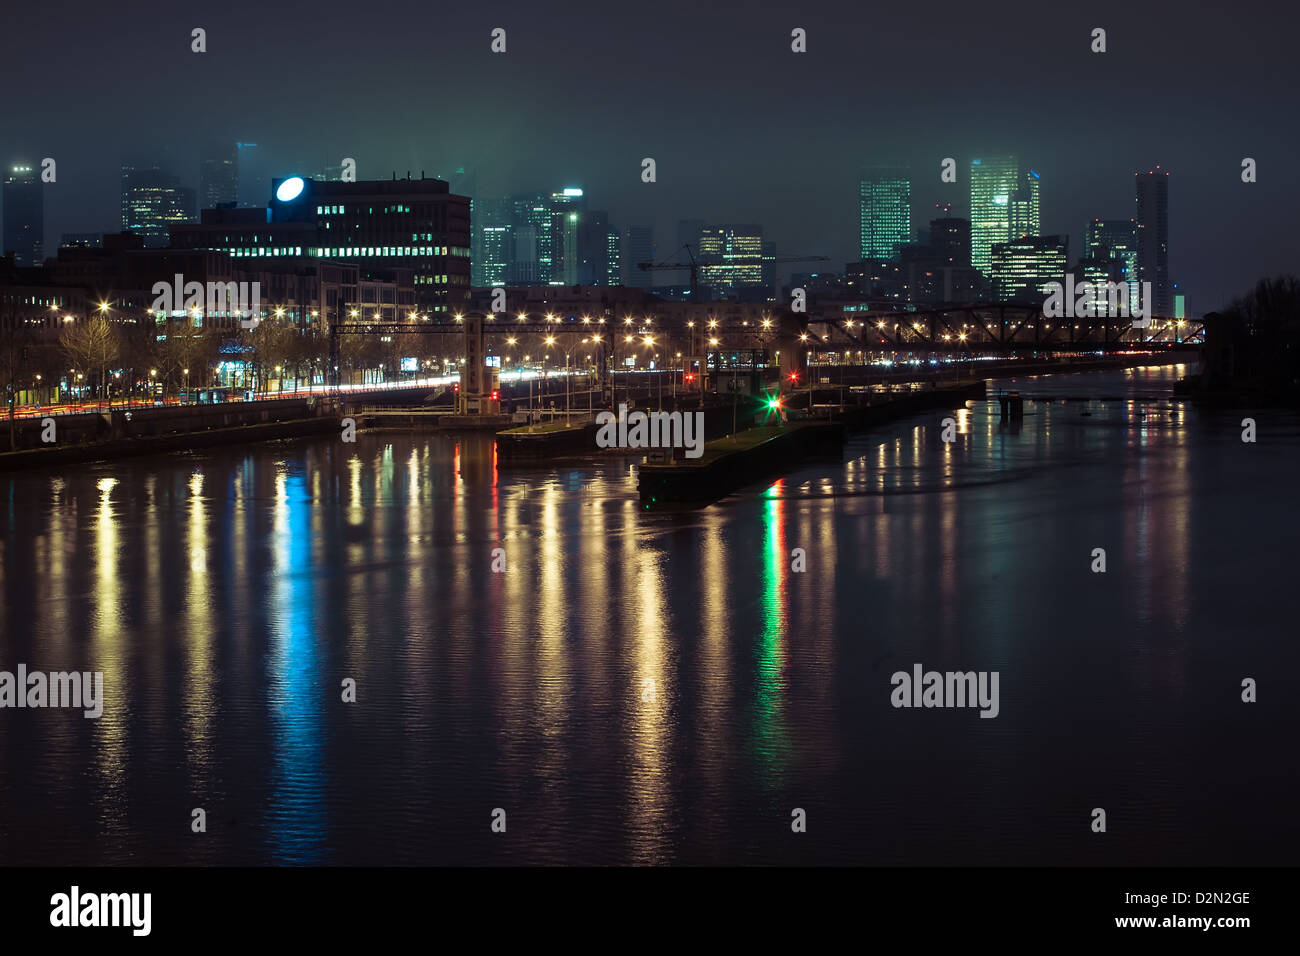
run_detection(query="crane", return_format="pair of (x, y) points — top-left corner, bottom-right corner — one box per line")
(638, 244), (830, 298)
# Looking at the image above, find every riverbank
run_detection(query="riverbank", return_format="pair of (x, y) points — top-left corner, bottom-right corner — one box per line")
(0, 399), (339, 471)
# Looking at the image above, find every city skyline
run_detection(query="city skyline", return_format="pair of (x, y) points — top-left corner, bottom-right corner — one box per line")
(0, 159), (1180, 312)
(0, 152), (1223, 313)
(1, 0), (1296, 311)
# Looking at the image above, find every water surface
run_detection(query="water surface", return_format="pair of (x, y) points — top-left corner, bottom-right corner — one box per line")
(2, 363), (1296, 865)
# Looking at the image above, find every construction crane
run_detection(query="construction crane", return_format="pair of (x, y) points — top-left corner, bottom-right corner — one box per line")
(638, 244), (830, 298)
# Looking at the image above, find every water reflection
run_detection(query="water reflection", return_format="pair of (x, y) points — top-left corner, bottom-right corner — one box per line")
(268, 466), (326, 862)
(0, 365), (1295, 865)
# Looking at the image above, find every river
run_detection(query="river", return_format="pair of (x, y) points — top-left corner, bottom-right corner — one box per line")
(2, 362), (1296, 864)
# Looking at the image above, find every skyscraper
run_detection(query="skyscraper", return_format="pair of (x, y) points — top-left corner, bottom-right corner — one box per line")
(990, 235), (1068, 301)
(698, 224), (764, 294)
(607, 228), (623, 286)
(969, 155), (1021, 276)
(509, 193), (552, 285)
(858, 167), (911, 260)
(625, 226), (654, 289)
(2, 164), (44, 266)
(1010, 169), (1041, 238)
(235, 142), (266, 208)
(121, 165), (195, 248)
(199, 141), (238, 210)
(471, 197), (513, 287)
(1135, 166), (1170, 316)
(1072, 251), (1133, 317)
(1085, 218), (1139, 313)
(548, 187), (586, 286)
(578, 209), (614, 286)
(930, 218), (971, 268)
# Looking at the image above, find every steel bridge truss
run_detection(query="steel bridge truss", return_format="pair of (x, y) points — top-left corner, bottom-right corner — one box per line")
(815, 303), (1204, 353)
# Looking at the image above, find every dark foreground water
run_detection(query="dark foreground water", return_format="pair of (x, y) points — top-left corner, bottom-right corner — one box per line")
(2, 364), (1297, 865)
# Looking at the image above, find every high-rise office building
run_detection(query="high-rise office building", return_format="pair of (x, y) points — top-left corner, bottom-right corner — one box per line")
(121, 165), (195, 248)
(1135, 166), (1170, 316)
(471, 197), (512, 287)
(548, 187), (587, 286)
(577, 209), (614, 286)
(625, 226), (654, 288)
(970, 155), (1022, 276)
(930, 218), (971, 268)
(509, 193), (550, 285)
(2, 164), (44, 266)
(847, 258), (905, 301)
(1071, 252), (1132, 316)
(698, 224), (764, 294)
(199, 142), (238, 210)
(762, 240), (777, 292)
(1010, 169), (1041, 238)
(900, 218), (982, 304)
(235, 142), (267, 208)
(858, 167), (911, 259)
(1085, 218), (1139, 313)
(607, 228), (622, 286)
(990, 235), (1068, 301)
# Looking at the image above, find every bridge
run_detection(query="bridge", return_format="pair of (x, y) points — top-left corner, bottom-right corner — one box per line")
(325, 305), (1205, 395)
(329, 305), (1203, 352)
(815, 302), (1203, 353)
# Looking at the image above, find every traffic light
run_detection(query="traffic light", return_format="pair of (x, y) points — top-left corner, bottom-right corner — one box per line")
(490, 390), (499, 401)
(789, 371), (799, 383)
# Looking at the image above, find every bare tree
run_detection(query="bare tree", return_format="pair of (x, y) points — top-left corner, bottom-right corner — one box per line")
(248, 321), (295, 394)
(59, 313), (120, 408)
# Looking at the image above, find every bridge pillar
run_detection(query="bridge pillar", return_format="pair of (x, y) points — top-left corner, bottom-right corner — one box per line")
(460, 313), (485, 414)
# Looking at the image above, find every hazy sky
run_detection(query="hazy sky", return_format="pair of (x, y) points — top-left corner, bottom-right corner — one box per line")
(3, 0), (1297, 313)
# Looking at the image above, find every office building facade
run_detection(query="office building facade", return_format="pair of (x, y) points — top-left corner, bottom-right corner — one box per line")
(697, 224), (764, 295)
(970, 155), (1022, 276)
(858, 167), (911, 260)
(1085, 218), (1139, 313)
(990, 234), (1068, 301)
(121, 165), (196, 248)
(3, 164), (44, 267)
(170, 174), (470, 314)
(199, 142), (238, 210)
(1135, 166), (1170, 317)
(625, 226), (654, 288)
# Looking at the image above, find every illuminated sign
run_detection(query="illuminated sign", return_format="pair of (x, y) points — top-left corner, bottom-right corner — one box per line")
(275, 177), (305, 202)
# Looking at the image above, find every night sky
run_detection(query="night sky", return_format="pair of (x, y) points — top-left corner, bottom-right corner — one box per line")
(2, 0), (1297, 311)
